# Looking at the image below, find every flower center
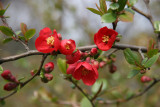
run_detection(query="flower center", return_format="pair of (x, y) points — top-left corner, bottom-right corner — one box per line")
(82, 67), (89, 76)
(46, 36), (55, 45)
(65, 41), (71, 50)
(102, 35), (109, 43)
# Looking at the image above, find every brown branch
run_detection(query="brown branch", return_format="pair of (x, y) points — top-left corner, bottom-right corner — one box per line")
(0, 43), (147, 64)
(67, 77), (95, 107)
(99, 78), (160, 104)
(0, 54), (48, 101)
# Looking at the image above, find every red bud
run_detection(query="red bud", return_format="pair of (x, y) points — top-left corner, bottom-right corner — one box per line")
(141, 76), (152, 83)
(4, 82), (18, 91)
(1, 70), (18, 83)
(44, 62), (54, 73)
(99, 61), (106, 68)
(90, 48), (98, 56)
(44, 74), (53, 81)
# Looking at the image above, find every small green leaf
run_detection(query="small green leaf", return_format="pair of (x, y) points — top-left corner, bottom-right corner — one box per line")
(15, 31), (22, 35)
(127, 69), (140, 78)
(110, 3), (119, 10)
(0, 9), (5, 16)
(125, 8), (135, 14)
(57, 58), (67, 74)
(25, 29), (36, 40)
(0, 100), (5, 106)
(128, 0), (138, 6)
(99, 0), (107, 13)
(17, 84), (21, 93)
(87, 8), (103, 16)
(0, 26), (14, 36)
(147, 49), (159, 58)
(118, 0), (127, 11)
(18, 36), (26, 41)
(101, 12), (117, 23)
(144, 54), (159, 68)
(123, 48), (141, 65)
(3, 38), (13, 44)
(92, 79), (108, 93)
(141, 57), (148, 65)
(119, 11), (134, 22)
(154, 21), (160, 33)
(20, 23), (27, 35)
(0, 65), (3, 74)
(80, 97), (92, 107)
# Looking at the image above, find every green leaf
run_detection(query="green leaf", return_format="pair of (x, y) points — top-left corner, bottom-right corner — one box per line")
(125, 8), (135, 14)
(87, 8), (103, 16)
(0, 100), (5, 106)
(127, 69), (140, 78)
(110, 3), (119, 10)
(128, 0), (138, 6)
(118, 0), (127, 11)
(3, 38), (13, 44)
(20, 23), (27, 35)
(99, 0), (107, 13)
(57, 58), (67, 74)
(25, 29), (36, 40)
(147, 49), (159, 58)
(18, 36), (26, 41)
(80, 97), (92, 107)
(92, 79), (108, 93)
(0, 26), (14, 36)
(101, 12), (117, 23)
(154, 21), (160, 33)
(119, 11), (134, 22)
(0, 9), (5, 16)
(0, 65), (3, 74)
(141, 57), (148, 65)
(144, 54), (159, 68)
(17, 84), (21, 93)
(123, 48), (141, 65)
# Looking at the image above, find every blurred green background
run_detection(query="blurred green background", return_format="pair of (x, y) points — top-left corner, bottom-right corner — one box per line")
(0, 0), (160, 107)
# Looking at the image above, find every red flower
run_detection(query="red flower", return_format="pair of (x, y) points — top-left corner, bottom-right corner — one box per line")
(35, 27), (60, 53)
(59, 39), (76, 55)
(94, 27), (118, 51)
(67, 61), (98, 86)
(66, 49), (81, 64)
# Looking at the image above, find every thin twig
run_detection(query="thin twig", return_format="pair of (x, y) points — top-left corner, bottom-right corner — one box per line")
(138, 48), (144, 59)
(99, 78), (160, 104)
(0, 54), (48, 101)
(67, 77), (95, 107)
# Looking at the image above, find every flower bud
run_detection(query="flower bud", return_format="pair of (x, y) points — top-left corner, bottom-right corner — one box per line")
(4, 82), (18, 91)
(44, 74), (53, 81)
(85, 57), (90, 63)
(140, 69), (146, 74)
(99, 61), (106, 68)
(1, 70), (18, 83)
(30, 70), (35, 76)
(57, 33), (62, 40)
(66, 49), (81, 64)
(90, 48), (98, 56)
(92, 60), (99, 69)
(109, 64), (117, 73)
(141, 76), (152, 83)
(44, 62), (54, 73)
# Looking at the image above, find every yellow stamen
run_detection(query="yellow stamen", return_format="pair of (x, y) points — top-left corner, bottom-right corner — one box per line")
(102, 35), (109, 43)
(82, 67), (89, 76)
(46, 36), (54, 45)
(65, 45), (70, 50)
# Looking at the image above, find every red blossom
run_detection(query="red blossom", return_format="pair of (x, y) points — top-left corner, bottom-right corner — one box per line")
(66, 49), (81, 64)
(44, 62), (54, 73)
(67, 61), (98, 86)
(35, 27), (60, 53)
(59, 39), (76, 55)
(94, 27), (118, 51)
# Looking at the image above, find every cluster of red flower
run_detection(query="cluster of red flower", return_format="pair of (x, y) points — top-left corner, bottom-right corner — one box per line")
(35, 26), (118, 85)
